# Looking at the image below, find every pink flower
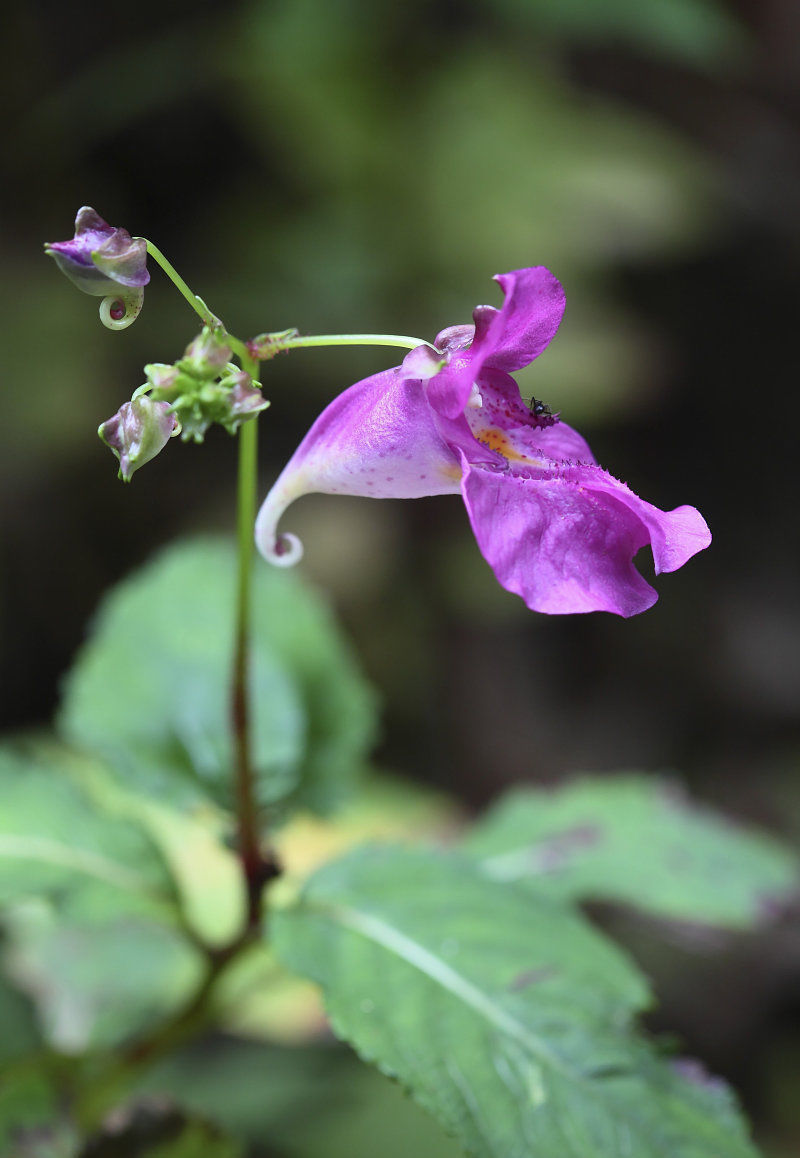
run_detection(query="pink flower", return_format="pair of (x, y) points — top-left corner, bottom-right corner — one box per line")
(255, 268), (710, 616)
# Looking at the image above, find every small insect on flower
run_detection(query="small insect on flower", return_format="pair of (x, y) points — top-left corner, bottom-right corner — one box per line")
(529, 396), (559, 429)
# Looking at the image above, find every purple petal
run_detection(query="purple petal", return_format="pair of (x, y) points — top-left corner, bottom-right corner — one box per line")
(481, 268), (566, 374)
(45, 206), (149, 295)
(423, 353), (480, 423)
(427, 267), (565, 421)
(255, 367), (462, 565)
(91, 231), (150, 289)
(400, 344), (447, 380)
(460, 456), (710, 616)
(74, 206), (116, 252)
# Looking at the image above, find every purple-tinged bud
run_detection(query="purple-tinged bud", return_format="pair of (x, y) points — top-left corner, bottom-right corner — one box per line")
(247, 328), (299, 360)
(45, 207), (150, 297)
(180, 328), (231, 377)
(143, 363), (183, 395)
(98, 396), (178, 481)
(219, 370), (270, 433)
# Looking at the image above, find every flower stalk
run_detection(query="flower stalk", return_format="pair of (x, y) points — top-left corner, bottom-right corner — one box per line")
(251, 331), (430, 355)
(231, 351), (280, 928)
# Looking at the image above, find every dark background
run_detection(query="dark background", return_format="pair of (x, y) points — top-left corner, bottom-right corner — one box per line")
(2, 0), (799, 1152)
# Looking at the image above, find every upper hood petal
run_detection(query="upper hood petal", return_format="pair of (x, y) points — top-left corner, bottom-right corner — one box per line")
(427, 267), (565, 420)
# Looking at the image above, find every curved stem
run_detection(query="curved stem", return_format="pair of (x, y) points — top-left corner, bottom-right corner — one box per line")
(145, 239), (250, 363)
(145, 241), (218, 327)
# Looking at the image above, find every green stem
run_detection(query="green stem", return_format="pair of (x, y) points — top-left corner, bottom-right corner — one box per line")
(231, 351), (279, 929)
(145, 239), (249, 361)
(276, 332), (429, 353)
(144, 239), (273, 910)
(145, 241), (217, 326)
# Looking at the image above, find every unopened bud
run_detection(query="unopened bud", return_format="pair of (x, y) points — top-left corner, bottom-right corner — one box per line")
(246, 328), (299, 361)
(219, 370), (270, 433)
(98, 396), (177, 481)
(180, 328), (231, 377)
(45, 207), (149, 298)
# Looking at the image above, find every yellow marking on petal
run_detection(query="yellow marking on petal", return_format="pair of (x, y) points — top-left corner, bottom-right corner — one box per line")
(476, 427), (542, 466)
(441, 461), (463, 482)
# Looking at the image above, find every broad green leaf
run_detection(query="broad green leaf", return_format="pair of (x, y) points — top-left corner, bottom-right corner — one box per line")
(24, 742), (246, 947)
(60, 538), (378, 816)
(464, 775), (799, 928)
(0, 750), (179, 920)
(273, 847), (759, 1158)
(4, 904), (202, 1051)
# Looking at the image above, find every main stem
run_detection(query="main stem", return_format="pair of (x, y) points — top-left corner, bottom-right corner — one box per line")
(231, 351), (276, 931)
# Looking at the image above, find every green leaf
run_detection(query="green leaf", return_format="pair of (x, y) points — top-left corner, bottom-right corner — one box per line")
(4, 905), (202, 1051)
(59, 538), (378, 816)
(0, 750), (179, 921)
(464, 775), (799, 928)
(273, 846), (759, 1158)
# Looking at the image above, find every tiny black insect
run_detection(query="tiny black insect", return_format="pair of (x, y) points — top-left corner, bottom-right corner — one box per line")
(528, 396), (559, 428)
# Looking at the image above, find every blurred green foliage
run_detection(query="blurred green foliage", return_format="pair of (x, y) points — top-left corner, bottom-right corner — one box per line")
(465, 775), (799, 926)
(61, 539), (377, 815)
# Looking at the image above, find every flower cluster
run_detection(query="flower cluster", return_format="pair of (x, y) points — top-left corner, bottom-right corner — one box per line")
(255, 268), (710, 616)
(143, 328), (268, 442)
(98, 328), (268, 479)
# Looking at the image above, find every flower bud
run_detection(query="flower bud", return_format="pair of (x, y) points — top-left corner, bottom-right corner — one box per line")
(98, 396), (177, 481)
(246, 328), (299, 360)
(179, 328), (231, 377)
(143, 363), (183, 395)
(219, 370), (270, 433)
(45, 207), (149, 297)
